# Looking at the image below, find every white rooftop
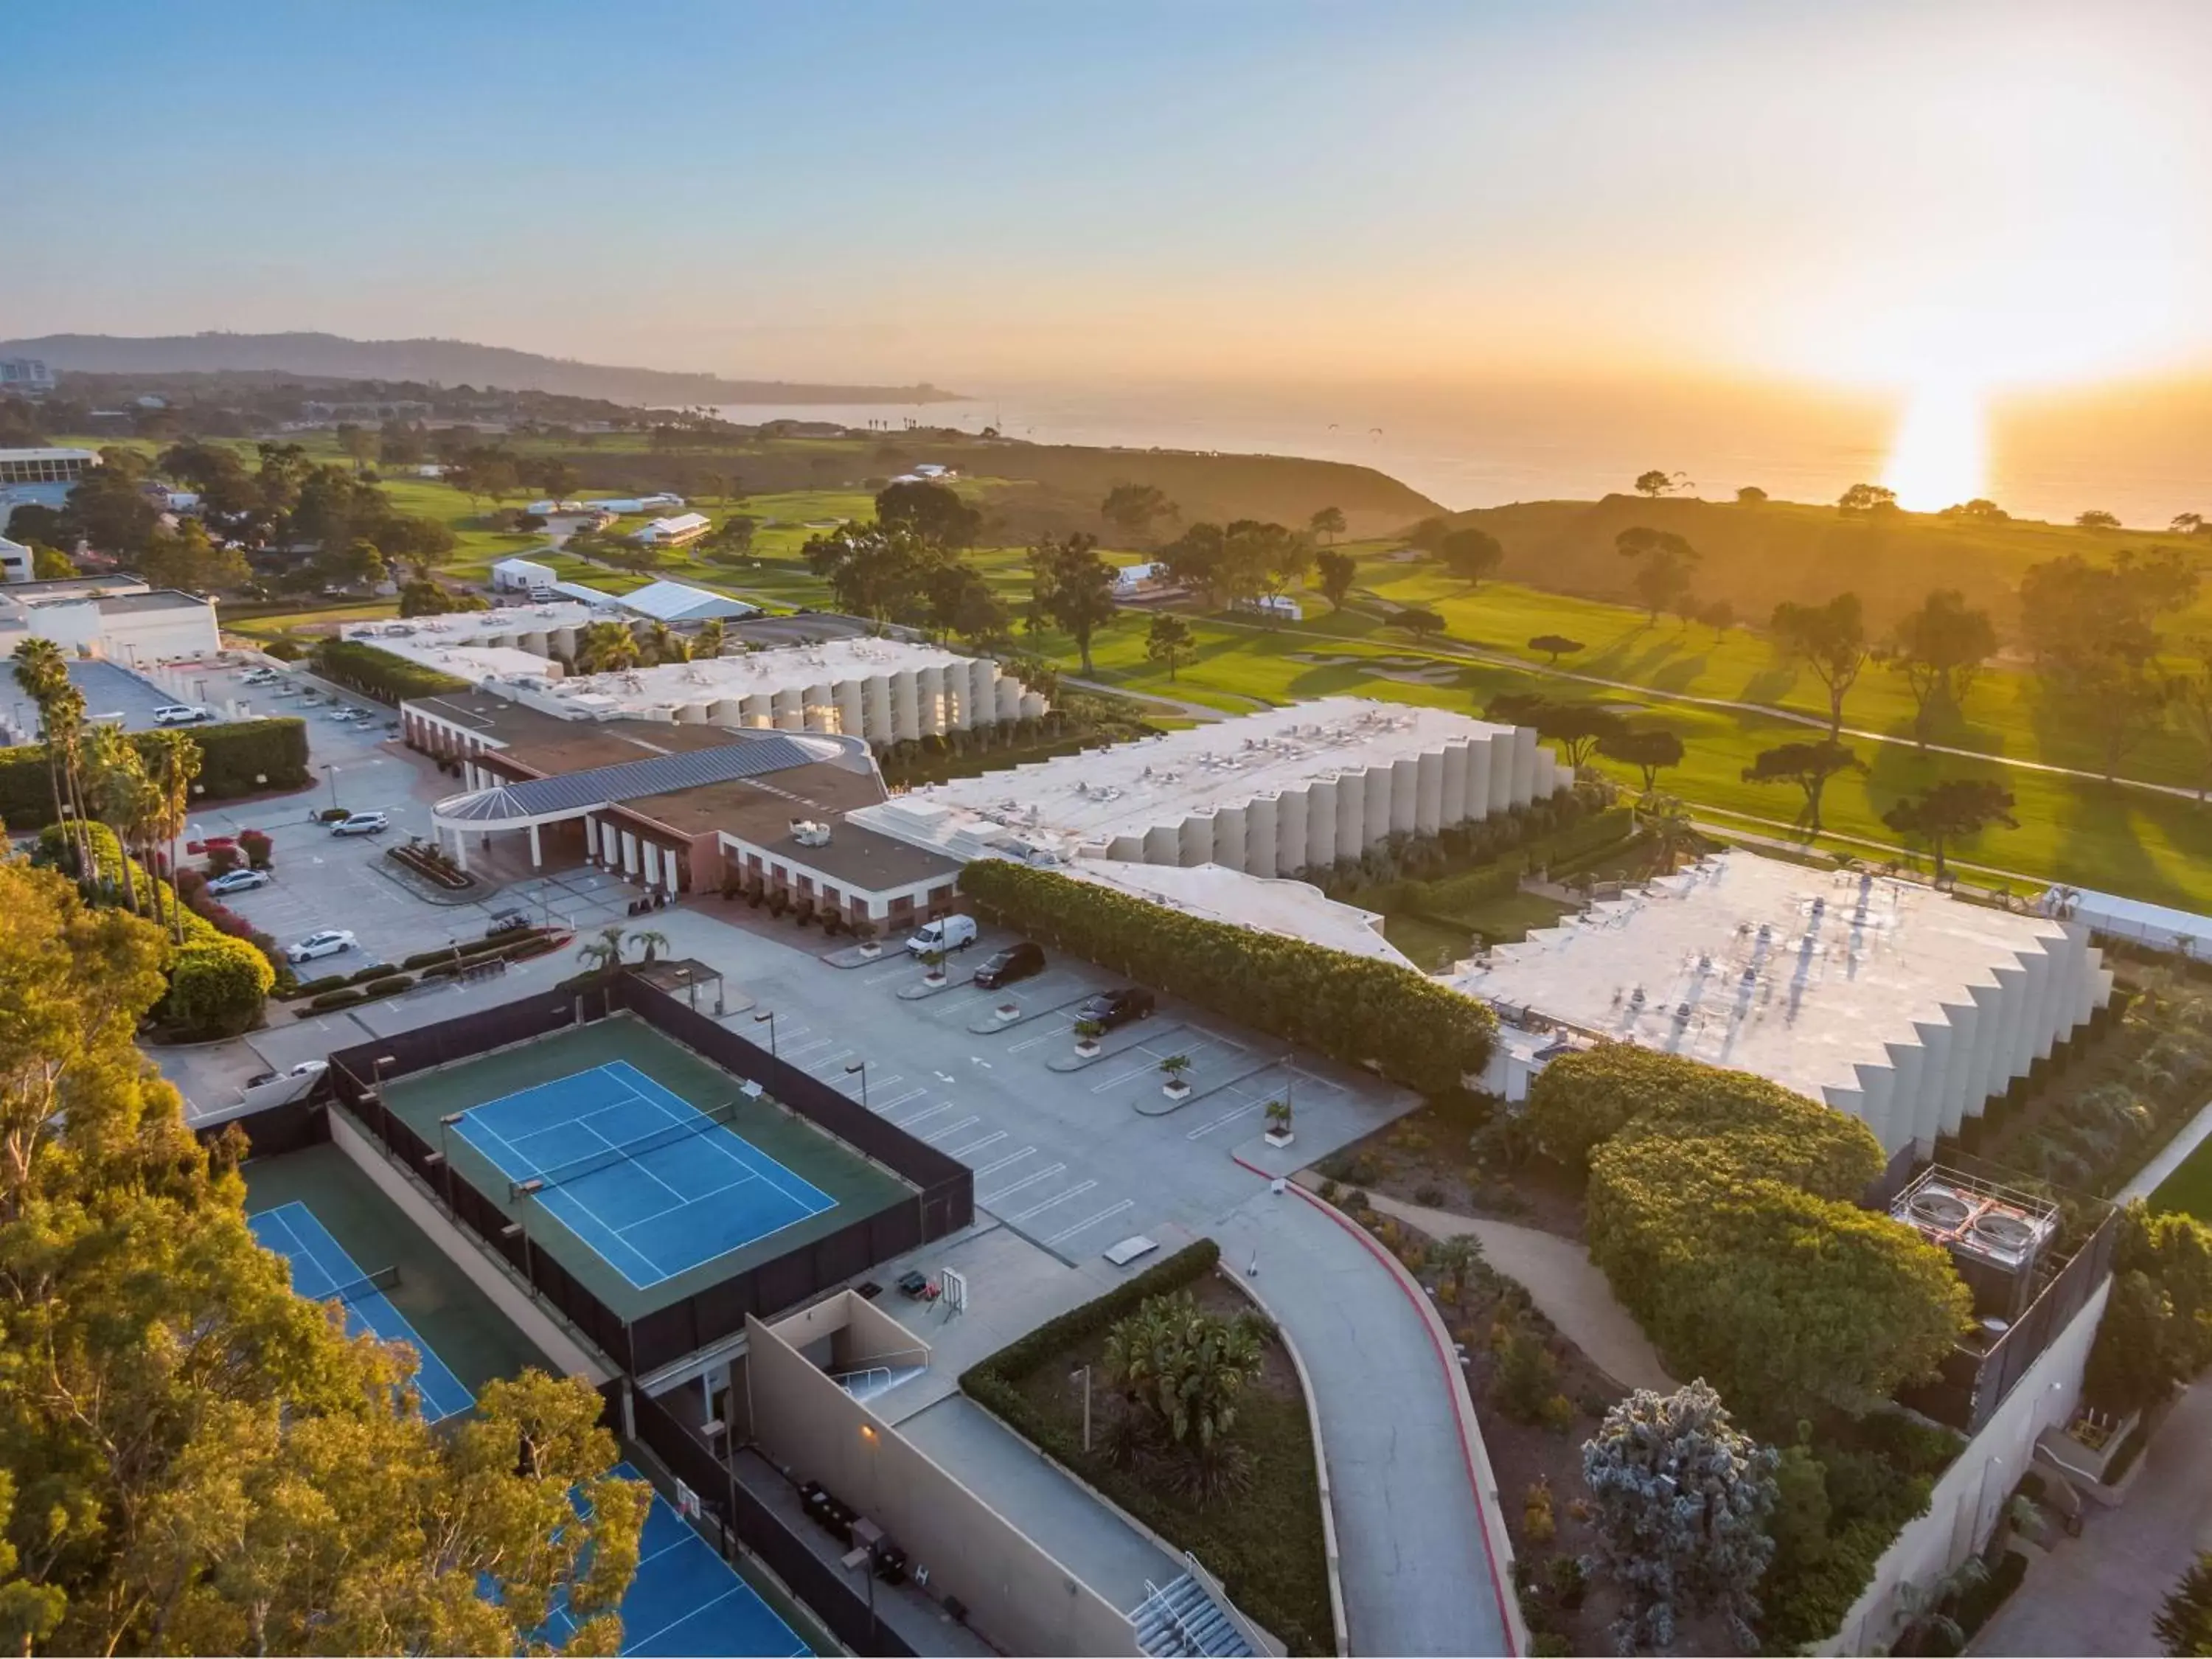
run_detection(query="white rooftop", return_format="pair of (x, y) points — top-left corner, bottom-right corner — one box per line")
(852, 698), (1523, 860)
(343, 602), (602, 647)
(613, 580), (757, 622)
(2040, 884), (2212, 960)
(1453, 850), (2087, 1105)
(1063, 858), (1411, 967)
(550, 636), (986, 709)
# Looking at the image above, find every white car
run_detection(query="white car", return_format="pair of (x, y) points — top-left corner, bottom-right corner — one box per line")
(153, 704), (209, 726)
(205, 868), (272, 894)
(330, 811), (389, 837)
(285, 928), (357, 963)
(240, 669), (280, 686)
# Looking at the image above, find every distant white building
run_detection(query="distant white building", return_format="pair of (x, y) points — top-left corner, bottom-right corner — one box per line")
(633, 512), (711, 548)
(490, 556), (559, 595)
(0, 535), (33, 583)
(607, 580), (756, 625)
(0, 447), (100, 529)
(1113, 561), (1166, 593)
(0, 575), (220, 664)
(590, 493), (684, 516)
(0, 360), (55, 397)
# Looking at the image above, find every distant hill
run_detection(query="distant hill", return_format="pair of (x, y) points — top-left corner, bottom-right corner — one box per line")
(0, 332), (958, 408)
(1447, 493), (2209, 635)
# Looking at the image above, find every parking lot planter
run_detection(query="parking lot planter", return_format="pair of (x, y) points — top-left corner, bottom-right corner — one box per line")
(1161, 1053), (1194, 1099)
(1074, 1017), (1105, 1058)
(919, 947), (947, 985)
(1265, 1099), (1295, 1148)
(994, 1001), (1020, 1023)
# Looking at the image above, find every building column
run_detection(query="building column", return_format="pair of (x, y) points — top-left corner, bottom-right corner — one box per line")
(528, 821), (542, 868)
(621, 830), (639, 877)
(643, 842), (662, 889)
(449, 826), (468, 872)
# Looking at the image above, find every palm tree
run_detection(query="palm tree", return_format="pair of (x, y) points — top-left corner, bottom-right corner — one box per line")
(85, 723), (151, 914)
(576, 925), (626, 973)
(12, 639), (78, 861)
(1427, 1234), (1486, 1311)
(640, 620), (686, 664)
(628, 929), (669, 964)
(693, 619), (726, 661)
(140, 728), (202, 942)
(1641, 791), (1701, 876)
(574, 622), (640, 675)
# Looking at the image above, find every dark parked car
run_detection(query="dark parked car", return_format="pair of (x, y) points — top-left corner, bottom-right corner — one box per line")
(973, 942), (1046, 990)
(1076, 987), (1155, 1032)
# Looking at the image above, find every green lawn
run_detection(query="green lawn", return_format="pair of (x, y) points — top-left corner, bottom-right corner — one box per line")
(2151, 1135), (2212, 1222)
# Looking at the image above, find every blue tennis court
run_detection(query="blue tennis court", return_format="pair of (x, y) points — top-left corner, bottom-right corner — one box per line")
(250, 1201), (476, 1424)
(539, 1463), (808, 1656)
(452, 1061), (837, 1291)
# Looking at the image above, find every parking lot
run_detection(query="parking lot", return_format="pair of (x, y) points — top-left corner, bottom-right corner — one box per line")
(557, 905), (1416, 1266)
(1, 658), (220, 742)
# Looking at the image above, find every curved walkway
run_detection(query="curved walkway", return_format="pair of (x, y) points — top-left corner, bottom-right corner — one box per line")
(1213, 1175), (1516, 1655)
(1364, 1193), (1675, 1397)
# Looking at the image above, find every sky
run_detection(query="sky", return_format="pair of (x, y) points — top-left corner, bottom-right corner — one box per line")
(10, 0), (2212, 401)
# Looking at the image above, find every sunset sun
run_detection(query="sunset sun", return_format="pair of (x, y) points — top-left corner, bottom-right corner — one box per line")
(1882, 377), (1986, 512)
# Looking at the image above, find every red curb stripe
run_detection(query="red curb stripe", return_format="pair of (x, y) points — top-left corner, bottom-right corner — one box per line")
(1234, 1155), (1519, 1657)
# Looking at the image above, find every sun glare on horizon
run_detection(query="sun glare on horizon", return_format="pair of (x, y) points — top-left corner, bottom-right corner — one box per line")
(1882, 378), (1986, 512)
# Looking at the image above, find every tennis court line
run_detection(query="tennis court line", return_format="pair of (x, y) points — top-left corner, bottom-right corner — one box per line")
(577, 1116), (688, 1208)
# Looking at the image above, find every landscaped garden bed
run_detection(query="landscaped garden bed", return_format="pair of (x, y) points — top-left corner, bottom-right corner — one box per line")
(1317, 1096), (1590, 1239)
(960, 1241), (1332, 1655)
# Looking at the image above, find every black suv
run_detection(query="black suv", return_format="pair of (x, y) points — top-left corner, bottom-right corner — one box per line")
(1076, 987), (1156, 1031)
(973, 942), (1046, 990)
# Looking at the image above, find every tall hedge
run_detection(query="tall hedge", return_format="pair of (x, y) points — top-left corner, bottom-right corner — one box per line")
(959, 860), (1494, 1095)
(0, 719), (310, 831)
(310, 638), (470, 703)
(1525, 1046), (1972, 1431)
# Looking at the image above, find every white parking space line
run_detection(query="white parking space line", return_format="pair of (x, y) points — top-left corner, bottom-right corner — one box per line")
(780, 1036), (834, 1061)
(798, 1048), (856, 1077)
(922, 1115), (981, 1144)
(948, 1130), (1006, 1158)
(974, 1146), (1036, 1178)
(1089, 1057), (1164, 1092)
(1188, 1099), (1267, 1138)
(1046, 1199), (1134, 1246)
(896, 1102), (956, 1129)
(875, 1088), (928, 1113)
(981, 1162), (1065, 1203)
(1008, 1180), (1097, 1223)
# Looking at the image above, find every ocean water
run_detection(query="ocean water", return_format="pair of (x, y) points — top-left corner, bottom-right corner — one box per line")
(711, 378), (2212, 528)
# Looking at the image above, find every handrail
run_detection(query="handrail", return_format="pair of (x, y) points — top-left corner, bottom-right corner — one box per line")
(1179, 1553), (1270, 1657)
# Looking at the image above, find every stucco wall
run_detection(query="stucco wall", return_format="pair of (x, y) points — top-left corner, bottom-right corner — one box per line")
(745, 1306), (1137, 1657)
(1822, 1273), (2111, 1655)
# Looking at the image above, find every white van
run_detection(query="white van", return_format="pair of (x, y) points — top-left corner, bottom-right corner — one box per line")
(905, 915), (978, 956)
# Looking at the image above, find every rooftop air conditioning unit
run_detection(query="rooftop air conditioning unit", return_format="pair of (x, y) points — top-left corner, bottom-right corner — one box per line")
(1890, 1168), (2060, 1322)
(789, 819), (832, 847)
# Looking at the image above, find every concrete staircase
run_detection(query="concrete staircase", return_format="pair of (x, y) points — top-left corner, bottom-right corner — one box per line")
(1133, 1570), (1256, 1658)
(829, 1363), (927, 1405)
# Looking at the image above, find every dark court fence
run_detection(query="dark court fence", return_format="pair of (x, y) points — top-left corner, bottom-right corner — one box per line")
(327, 973), (975, 1376)
(198, 1095), (332, 1159)
(629, 1385), (914, 1658)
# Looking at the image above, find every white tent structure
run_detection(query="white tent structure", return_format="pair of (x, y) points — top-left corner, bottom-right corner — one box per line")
(2040, 884), (2212, 960)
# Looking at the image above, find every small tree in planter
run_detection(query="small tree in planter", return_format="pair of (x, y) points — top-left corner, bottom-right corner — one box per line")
(238, 829), (274, 870)
(852, 916), (880, 957)
(1264, 1097), (1295, 1146)
(919, 946), (948, 986)
(1073, 1017), (1105, 1057)
(1159, 1053), (1193, 1099)
(205, 843), (241, 877)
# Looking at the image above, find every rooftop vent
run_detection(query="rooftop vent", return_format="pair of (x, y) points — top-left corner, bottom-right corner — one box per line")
(789, 819), (832, 847)
(1890, 1167), (2061, 1321)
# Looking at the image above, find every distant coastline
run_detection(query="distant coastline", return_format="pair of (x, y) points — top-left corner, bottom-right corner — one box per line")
(0, 331), (962, 409)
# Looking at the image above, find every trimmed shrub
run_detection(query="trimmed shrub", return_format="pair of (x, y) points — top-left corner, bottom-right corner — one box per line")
(310, 987), (367, 1010)
(346, 961), (399, 985)
(0, 718), (310, 830)
(291, 973), (347, 998)
(167, 937), (276, 1037)
(310, 638), (470, 703)
(263, 639), (302, 661)
(1527, 1046), (1972, 1435)
(238, 828), (274, 869)
(360, 975), (414, 998)
(960, 860), (1494, 1095)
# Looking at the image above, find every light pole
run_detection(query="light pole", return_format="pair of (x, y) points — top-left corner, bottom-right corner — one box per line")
(326, 765), (341, 813)
(509, 1180), (542, 1287)
(844, 1059), (869, 1110)
(752, 1009), (777, 1057)
(1071, 1365), (1092, 1453)
(371, 1052), (397, 1096)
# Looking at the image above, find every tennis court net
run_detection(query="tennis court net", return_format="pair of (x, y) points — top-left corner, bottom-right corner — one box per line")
(509, 1099), (742, 1200)
(316, 1265), (401, 1304)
